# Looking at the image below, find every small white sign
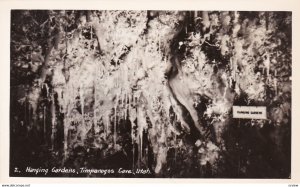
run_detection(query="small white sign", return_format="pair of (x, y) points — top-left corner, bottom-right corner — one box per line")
(232, 106), (267, 119)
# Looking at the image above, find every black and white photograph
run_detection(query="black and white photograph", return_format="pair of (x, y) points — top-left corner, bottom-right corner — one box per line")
(9, 10), (292, 178)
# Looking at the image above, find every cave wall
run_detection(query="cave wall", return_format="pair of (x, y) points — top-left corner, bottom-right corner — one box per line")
(10, 10), (291, 178)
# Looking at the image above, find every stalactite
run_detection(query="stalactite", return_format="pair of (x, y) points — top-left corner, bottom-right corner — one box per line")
(61, 69), (72, 160)
(145, 146), (148, 167)
(103, 112), (110, 138)
(93, 105), (97, 131)
(132, 140), (135, 170)
(124, 92), (127, 119)
(128, 93), (137, 169)
(264, 54), (270, 78)
(79, 84), (85, 126)
(169, 75), (204, 135)
(274, 77), (278, 96)
(63, 117), (69, 161)
(114, 93), (118, 149)
(158, 32), (161, 58)
(202, 11), (210, 32)
(232, 47), (237, 82)
(24, 97), (27, 123)
(44, 83), (49, 97)
(93, 71), (98, 132)
(265, 12), (269, 31)
(51, 93), (56, 150)
(230, 56), (233, 72)
(137, 104), (147, 168)
(43, 106), (46, 144)
(174, 130), (177, 164)
(120, 89), (125, 119)
(185, 24), (188, 34)
(235, 71), (240, 94)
